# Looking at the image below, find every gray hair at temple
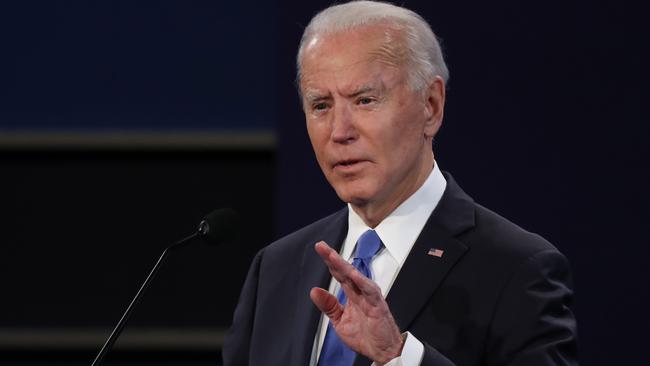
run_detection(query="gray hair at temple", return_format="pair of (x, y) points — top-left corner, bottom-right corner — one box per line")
(296, 0), (449, 92)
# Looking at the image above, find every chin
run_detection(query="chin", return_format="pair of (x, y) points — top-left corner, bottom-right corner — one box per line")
(332, 183), (375, 206)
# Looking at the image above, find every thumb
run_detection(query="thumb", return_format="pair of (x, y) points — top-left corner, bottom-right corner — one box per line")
(310, 287), (344, 324)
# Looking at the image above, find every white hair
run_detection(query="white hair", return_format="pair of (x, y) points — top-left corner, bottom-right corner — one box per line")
(296, 0), (449, 91)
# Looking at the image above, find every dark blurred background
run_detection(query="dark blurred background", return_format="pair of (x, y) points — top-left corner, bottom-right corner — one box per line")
(0, 0), (647, 365)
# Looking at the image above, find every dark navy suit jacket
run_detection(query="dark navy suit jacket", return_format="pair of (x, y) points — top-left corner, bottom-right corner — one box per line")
(223, 174), (578, 365)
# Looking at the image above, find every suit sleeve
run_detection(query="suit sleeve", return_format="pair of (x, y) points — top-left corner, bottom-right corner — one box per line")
(222, 249), (264, 366)
(484, 249), (578, 366)
(418, 249), (577, 366)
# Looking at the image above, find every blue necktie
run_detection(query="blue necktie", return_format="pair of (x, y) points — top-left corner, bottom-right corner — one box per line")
(318, 229), (383, 366)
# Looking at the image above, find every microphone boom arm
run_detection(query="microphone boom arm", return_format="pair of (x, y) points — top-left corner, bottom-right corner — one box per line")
(90, 232), (198, 365)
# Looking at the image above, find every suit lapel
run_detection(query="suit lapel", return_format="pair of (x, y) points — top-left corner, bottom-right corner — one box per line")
(352, 230), (467, 366)
(386, 173), (475, 332)
(385, 226), (468, 331)
(290, 208), (348, 366)
(386, 172), (475, 331)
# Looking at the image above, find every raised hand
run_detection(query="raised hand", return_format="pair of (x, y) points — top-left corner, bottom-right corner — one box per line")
(310, 241), (404, 365)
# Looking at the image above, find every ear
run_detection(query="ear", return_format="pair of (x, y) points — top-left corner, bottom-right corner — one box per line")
(423, 76), (446, 138)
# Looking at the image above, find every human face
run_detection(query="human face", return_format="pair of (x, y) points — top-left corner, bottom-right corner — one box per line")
(299, 25), (444, 225)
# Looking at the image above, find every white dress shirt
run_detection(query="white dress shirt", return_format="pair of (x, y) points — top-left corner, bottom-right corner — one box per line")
(309, 162), (447, 366)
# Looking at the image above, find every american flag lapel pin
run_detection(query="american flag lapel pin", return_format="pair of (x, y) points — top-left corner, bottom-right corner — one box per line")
(427, 248), (444, 258)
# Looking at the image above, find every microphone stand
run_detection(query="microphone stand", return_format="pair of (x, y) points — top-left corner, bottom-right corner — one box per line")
(90, 232), (200, 365)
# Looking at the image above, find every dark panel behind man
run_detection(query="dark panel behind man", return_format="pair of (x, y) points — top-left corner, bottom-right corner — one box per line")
(224, 1), (577, 365)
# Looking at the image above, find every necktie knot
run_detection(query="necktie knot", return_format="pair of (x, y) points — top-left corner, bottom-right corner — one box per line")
(354, 229), (382, 261)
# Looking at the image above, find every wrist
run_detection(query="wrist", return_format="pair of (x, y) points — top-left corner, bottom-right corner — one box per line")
(376, 332), (406, 365)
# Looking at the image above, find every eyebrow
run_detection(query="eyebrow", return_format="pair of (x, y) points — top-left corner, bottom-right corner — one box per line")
(345, 84), (377, 98)
(303, 91), (331, 104)
(303, 83), (383, 104)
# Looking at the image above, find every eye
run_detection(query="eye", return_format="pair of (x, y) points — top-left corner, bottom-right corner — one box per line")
(313, 102), (328, 111)
(358, 97), (374, 105)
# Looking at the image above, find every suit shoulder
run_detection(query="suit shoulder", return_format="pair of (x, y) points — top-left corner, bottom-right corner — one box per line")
(466, 203), (562, 261)
(264, 208), (347, 256)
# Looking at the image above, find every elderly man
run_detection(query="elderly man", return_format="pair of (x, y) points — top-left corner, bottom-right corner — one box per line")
(223, 1), (577, 365)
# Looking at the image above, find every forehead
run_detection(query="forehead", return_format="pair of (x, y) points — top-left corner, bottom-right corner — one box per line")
(299, 25), (407, 91)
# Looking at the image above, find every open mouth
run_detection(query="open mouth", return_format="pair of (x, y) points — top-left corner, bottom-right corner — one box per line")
(333, 159), (367, 171)
(337, 159), (361, 167)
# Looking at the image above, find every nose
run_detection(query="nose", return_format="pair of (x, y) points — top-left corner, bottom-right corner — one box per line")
(330, 104), (357, 144)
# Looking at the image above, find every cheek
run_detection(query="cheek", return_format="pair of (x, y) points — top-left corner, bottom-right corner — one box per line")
(306, 124), (332, 170)
(378, 122), (423, 171)
(306, 121), (322, 148)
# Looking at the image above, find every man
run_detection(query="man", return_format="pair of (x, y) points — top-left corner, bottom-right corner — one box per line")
(223, 1), (577, 365)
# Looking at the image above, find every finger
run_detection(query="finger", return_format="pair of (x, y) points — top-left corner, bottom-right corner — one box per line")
(347, 265), (384, 306)
(310, 287), (344, 324)
(315, 242), (381, 305)
(314, 241), (345, 269)
(314, 241), (357, 285)
(314, 241), (336, 264)
(337, 267), (381, 306)
(338, 276), (363, 303)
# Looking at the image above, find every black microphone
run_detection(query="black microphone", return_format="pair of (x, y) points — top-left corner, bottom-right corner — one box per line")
(198, 207), (239, 244)
(91, 208), (238, 365)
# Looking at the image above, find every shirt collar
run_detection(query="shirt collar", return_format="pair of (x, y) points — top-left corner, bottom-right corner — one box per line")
(343, 161), (447, 266)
